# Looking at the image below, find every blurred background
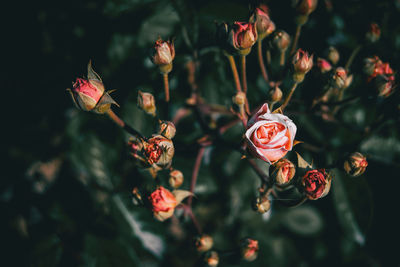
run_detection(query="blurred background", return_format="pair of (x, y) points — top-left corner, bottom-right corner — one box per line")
(3, 0), (400, 266)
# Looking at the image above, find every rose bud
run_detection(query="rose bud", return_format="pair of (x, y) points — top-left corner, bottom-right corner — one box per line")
(148, 186), (177, 221)
(137, 90), (156, 116)
(169, 169), (184, 188)
(228, 22), (258, 55)
(233, 91), (246, 106)
(249, 7), (276, 40)
(293, 0), (318, 16)
(204, 251), (219, 267)
(272, 30), (291, 52)
(343, 152), (368, 177)
(292, 49), (314, 83)
(195, 234), (214, 252)
(332, 67), (352, 89)
(301, 168), (332, 200)
(376, 78), (395, 98)
(151, 38), (175, 74)
(270, 158), (296, 185)
(366, 23), (381, 43)
(246, 104), (297, 164)
(158, 121), (176, 139)
(68, 62), (117, 114)
(252, 197), (271, 213)
(317, 58), (332, 73)
(327, 46), (340, 65)
(144, 135), (174, 168)
(240, 238), (259, 262)
(269, 86), (283, 103)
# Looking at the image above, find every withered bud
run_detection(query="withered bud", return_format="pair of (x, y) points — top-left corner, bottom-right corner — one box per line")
(195, 234), (214, 252)
(151, 38), (175, 74)
(269, 86), (283, 103)
(233, 91), (246, 106)
(144, 135), (174, 168)
(272, 30), (291, 52)
(249, 7), (276, 40)
(343, 152), (368, 177)
(204, 251), (219, 267)
(270, 158), (296, 185)
(302, 169), (332, 200)
(317, 58), (332, 73)
(169, 169), (184, 188)
(158, 121), (176, 139)
(138, 91), (156, 116)
(366, 23), (381, 43)
(252, 197), (271, 213)
(327, 46), (340, 65)
(240, 238), (259, 262)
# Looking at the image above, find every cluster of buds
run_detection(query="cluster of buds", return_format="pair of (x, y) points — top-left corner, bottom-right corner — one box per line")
(195, 234), (214, 252)
(293, 0), (318, 25)
(240, 238), (259, 262)
(249, 7), (275, 41)
(366, 23), (381, 43)
(301, 168), (332, 200)
(270, 158), (296, 186)
(292, 49), (313, 83)
(364, 56), (395, 97)
(151, 37), (175, 74)
(332, 67), (353, 89)
(343, 152), (368, 177)
(68, 61), (117, 114)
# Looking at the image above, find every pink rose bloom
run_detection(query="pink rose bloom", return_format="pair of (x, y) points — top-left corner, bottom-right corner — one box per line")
(245, 104), (297, 164)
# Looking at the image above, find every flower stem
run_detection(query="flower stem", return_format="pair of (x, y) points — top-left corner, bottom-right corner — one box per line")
(227, 55), (242, 92)
(280, 82), (298, 110)
(257, 41), (269, 82)
(280, 50), (286, 66)
(345, 44), (362, 71)
(163, 73), (170, 102)
(106, 109), (145, 139)
(266, 49), (272, 66)
(247, 158), (271, 186)
(187, 146), (206, 207)
(290, 25), (302, 56)
(241, 55), (248, 93)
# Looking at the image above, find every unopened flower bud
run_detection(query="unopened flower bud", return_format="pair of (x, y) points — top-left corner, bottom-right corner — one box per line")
(270, 158), (296, 185)
(364, 56), (382, 76)
(158, 121), (176, 139)
(301, 169), (332, 200)
(249, 7), (276, 40)
(233, 91), (246, 106)
(366, 23), (381, 43)
(292, 49), (313, 82)
(332, 67), (352, 89)
(144, 135), (174, 168)
(252, 197), (271, 213)
(151, 38), (175, 74)
(317, 58), (332, 73)
(269, 86), (283, 103)
(293, 0), (318, 16)
(149, 186), (177, 221)
(169, 169), (184, 188)
(204, 251), (219, 267)
(376, 77), (395, 98)
(327, 46), (340, 65)
(229, 22), (258, 55)
(127, 136), (143, 154)
(240, 238), (259, 262)
(138, 91), (156, 116)
(195, 234), (214, 252)
(343, 152), (368, 177)
(272, 30), (291, 52)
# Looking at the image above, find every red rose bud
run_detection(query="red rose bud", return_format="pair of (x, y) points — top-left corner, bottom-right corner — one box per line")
(302, 169), (332, 200)
(317, 58), (332, 73)
(169, 169), (184, 188)
(252, 196), (271, 213)
(240, 238), (259, 262)
(204, 251), (219, 267)
(158, 121), (176, 139)
(149, 186), (177, 221)
(195, 234), (214, 252)
(376, 77), (395, 98)
(366, 23), (381, 43)
(293, 0), (318, 16)
(343, 152), (368, 177)
(151, 38), (175, 74)
(269, 86), (283, 103)
(292, 49), (313, 82)
(144, 135), (174, 168)
(137, 91), (156, 116)
(249, 7), (276, 40)
(229, 22), (258, 55)
(270, 158), (296, 185)
(272, 30), (291, 52)
(327, 46), (340, 65)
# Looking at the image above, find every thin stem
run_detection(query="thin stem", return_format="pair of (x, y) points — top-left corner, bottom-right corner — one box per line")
(106, 109), (145, 139)
(266, 49), (272, 65)
(257, 41), (269, 82)
(290, 25), (302, 56)
(227, 55), (242, 92)
(181, 204), (202, 234)
(280, 50), (286, 66)
(280, 82), (298, 110)
(163, 73), (170, 102)
(187, 146), (206, 207)
(241, 56), (248, 93)
(345, 45), (362, 71)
